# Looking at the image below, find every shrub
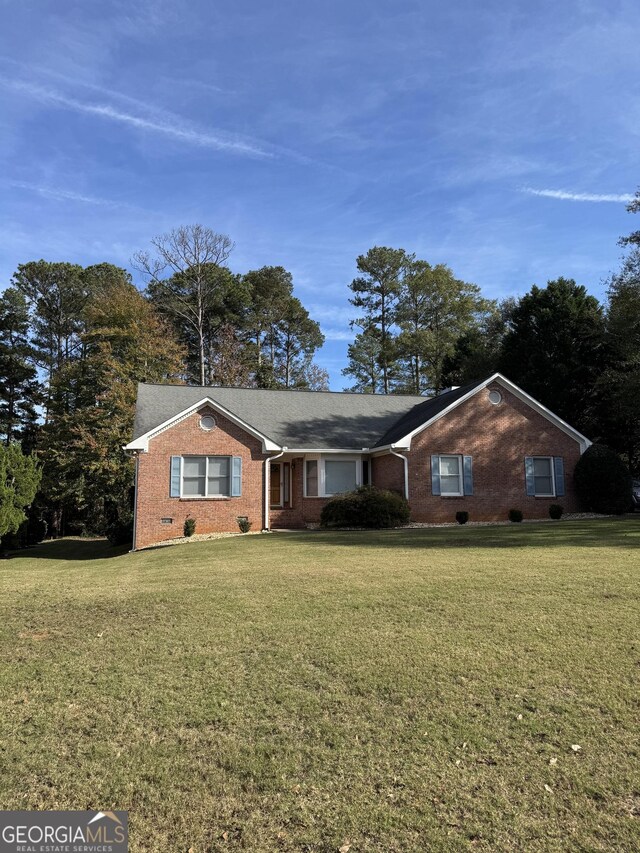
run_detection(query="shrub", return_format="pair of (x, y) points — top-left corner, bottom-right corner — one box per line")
(106, 512), (134, 547)
(237, 517), (252, 533)
(455, 511), (469, 525)
(549, 503), (563, 520)
(184, 517), (196, 537)
(508, 508), (523, 523)
(320, 485), (410, 529)
(574, 444), (632, 515)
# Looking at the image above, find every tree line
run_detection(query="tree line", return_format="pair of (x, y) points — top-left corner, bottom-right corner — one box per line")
(0, 190), (639, 544)
(0, 227), (327, 540)
(342, 195), (640, 474)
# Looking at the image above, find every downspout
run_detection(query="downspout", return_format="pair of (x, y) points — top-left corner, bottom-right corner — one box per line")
(389, 447), (409, 500)
(263, 448), (286, 530)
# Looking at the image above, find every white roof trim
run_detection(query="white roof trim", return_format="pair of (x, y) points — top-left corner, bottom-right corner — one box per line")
(124, 396), (281, 453)
(393, 373), (592, 452)
(285, 448), (369, 454)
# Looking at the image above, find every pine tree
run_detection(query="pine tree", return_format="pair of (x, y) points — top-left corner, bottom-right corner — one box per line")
(0, 288), (40, 446)
(348, 247), (407, 394)
(342, 328), (385, 393)
(394, 260), (492, 394)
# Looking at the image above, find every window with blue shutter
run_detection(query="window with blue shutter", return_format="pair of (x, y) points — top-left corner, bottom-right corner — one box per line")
(231, 456), (242, 496)
(553, 456), (565, 497)
(463, 456), (473, 495)
(431, 455), (441, 495)
(170, 456), (181, 497)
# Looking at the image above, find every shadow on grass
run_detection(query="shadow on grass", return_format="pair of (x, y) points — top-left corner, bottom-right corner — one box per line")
(8, 538), (129, 561)
(275, 516), (640, 550)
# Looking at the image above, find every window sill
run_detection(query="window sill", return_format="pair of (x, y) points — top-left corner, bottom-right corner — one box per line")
(179, 496), (232, 501)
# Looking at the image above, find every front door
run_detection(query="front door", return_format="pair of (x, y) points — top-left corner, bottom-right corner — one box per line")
(270, 463), (282, 507)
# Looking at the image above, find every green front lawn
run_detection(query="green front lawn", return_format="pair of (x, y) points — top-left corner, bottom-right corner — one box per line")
(1, 520), (639, 852)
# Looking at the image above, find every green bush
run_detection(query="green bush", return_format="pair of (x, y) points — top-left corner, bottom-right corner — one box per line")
(508, 508), (523, 523)
(549, 503), (563, 520)
(237, 517), (252, 533)
(106, 512), (134, 547)
(455, 511), (469, 525)
(574, 444), (632, 515)
(184, 517), (197, 537)
(320, 485), (410, 529)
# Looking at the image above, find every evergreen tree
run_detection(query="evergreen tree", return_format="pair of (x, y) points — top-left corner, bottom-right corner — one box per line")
(0, 288), (40, 446)
(596, 249), (640, 471)
(394, 259), (492, 394)
(348, 247), (407, 394)
(441, 299), (515, 387)
(12, 260), (89, 420)
(620, 186), (640, 248)
(342, 328), (384, 393)
(273, 297), (325, 388)
(498, 278), (607, 434)
(0, 442), (41, 540)
(242, 266), (294, 384)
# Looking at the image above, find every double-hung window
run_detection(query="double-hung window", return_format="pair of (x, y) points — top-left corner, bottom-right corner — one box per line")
(531, 456), (554, 497)
(525, 456), (564, 497)
(439, 455), (463, 496)
(431, 454), (473, 496)
(182, 456), (230, 497)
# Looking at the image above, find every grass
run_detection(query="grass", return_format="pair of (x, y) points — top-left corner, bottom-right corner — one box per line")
(1, 519), (639, 852)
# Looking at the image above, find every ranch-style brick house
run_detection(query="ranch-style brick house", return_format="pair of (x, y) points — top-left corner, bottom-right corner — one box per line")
(125, 373), (591, 550)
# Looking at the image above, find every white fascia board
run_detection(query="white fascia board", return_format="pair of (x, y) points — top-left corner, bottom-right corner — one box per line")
(369, 443), (410, 456)
(393, 373), (592, 452)
(123, 396), (281, 453)
(285, 448), (368, 455)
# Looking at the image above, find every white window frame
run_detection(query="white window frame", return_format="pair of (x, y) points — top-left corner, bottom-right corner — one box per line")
(439, 454), (463, 497)
(181, 455), (231, 499)
(304, 454), (362, 497)
(531, 455), (555, 498)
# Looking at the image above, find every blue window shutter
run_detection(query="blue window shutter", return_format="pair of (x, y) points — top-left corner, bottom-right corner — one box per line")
(525, 457), (535, 496)
(431, 455), (441, 496)
(554, 456), (565, 497)
(231, 456), (242, 496)
(463, 456), (473, 495)
(170, 456), (181, 497)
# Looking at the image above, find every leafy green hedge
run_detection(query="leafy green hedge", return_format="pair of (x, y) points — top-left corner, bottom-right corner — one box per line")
(320, 485), (410, 529)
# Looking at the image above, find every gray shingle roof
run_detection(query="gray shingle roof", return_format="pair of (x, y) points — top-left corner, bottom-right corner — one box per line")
(374, 380), (484, 446)
(132, 381), (485, 450)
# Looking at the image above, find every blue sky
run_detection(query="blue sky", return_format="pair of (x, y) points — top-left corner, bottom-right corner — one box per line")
(1, 0), (638, 388)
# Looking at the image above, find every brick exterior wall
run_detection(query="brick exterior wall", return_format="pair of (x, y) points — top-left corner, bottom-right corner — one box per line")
(134, 407), (268, 549)
(134, 382), (584, 545)
(401, 383), (582, 522)
(371, 453), (405, 494)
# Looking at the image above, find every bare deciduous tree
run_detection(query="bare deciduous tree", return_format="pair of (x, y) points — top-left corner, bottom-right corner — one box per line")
(133, 225), (235, 385)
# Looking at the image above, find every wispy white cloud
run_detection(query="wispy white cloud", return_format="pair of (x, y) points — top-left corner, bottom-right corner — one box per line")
(321, 328), (353, 341)
(10, 180), (129, 208)
(0, 77), (273, 159)
(522, 187), (634, 203)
